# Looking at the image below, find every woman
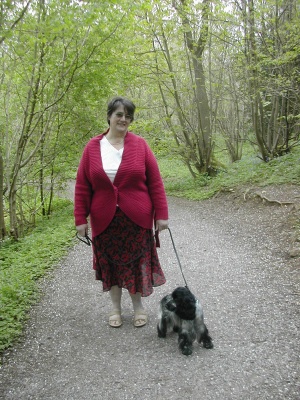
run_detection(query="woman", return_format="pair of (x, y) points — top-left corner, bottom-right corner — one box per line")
(74, 96), (169, 328)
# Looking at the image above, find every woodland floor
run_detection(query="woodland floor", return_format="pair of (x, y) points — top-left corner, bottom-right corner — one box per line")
(0, 183), (299, 399)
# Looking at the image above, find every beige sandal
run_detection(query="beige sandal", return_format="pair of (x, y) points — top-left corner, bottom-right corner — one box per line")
(133, 311), (148, 328)
(109, 311), (122, 328)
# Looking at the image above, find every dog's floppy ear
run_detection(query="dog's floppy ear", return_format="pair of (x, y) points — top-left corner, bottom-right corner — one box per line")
(175, 301), (196, 320)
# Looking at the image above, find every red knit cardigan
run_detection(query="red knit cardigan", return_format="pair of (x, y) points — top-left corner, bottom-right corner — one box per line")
(74, 131), (168, 238)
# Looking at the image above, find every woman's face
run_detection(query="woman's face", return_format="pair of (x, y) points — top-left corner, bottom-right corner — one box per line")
(108, 105), (132, 135)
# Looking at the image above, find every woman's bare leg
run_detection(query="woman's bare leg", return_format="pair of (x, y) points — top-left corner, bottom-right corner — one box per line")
(130, 292), (148, 327)
(108, 285), (122, 327)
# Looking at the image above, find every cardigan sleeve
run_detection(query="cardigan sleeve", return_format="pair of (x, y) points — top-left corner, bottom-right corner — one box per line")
(74, 146), (93, 226)
(144, 142), (168, 221)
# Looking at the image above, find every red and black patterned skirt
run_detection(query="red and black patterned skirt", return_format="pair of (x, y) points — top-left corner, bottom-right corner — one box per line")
(93, 207), (166, 297)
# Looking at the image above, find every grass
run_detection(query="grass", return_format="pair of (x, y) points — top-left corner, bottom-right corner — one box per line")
(158, 146), (300, 200)
(0, 199), (75, 355)
(0, 145), (299, 356)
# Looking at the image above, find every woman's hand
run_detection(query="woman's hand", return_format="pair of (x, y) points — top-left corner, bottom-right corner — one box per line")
(76, 224), (88, 237)
(155, 219), (169, 232)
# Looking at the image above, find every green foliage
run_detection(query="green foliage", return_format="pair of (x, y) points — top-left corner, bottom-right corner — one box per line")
(132, 117), (177, 157)
(0, 199), (75, 353)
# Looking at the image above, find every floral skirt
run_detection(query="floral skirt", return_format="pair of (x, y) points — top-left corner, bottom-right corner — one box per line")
(93, 208), (166, 297)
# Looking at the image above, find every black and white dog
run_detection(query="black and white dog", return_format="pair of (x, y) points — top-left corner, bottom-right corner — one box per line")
(157, 286), (213, 355)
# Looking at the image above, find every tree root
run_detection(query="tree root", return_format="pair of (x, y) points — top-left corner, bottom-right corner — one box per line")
(254, 192), (294, 205)
(243, 189), (295, 205)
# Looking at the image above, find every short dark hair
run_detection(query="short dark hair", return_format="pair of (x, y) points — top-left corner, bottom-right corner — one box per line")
(107, 97), (136, 125)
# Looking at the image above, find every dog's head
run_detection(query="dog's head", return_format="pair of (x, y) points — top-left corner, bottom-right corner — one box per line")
(171, 287), (196, 320)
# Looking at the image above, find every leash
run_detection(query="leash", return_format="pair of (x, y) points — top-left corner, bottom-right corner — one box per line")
(76, 229), (190, 289)
(167, 227), (189, 289)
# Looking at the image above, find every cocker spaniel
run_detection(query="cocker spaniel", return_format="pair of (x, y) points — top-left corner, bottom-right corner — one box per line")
(157, 286), (213, 355)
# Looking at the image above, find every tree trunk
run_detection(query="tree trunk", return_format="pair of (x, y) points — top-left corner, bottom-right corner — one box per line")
(0, 150), (7, 239)
(247, 0), (268, 161)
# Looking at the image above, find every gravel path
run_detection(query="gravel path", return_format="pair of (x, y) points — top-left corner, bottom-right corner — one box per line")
(0, 192), (299, 400)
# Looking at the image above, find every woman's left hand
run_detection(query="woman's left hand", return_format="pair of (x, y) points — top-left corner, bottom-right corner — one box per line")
(155, 219), (169, 232)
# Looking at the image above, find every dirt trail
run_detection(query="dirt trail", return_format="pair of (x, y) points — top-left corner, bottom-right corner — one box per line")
(0, 186), (299, 399)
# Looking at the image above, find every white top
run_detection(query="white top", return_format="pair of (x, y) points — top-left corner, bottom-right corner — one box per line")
(100, 136), (124, 183)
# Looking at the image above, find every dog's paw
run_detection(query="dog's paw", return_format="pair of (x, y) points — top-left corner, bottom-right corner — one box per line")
(203, 340), (213, 349)
(157, 326), (166, 338)
(181, 346), (193, 356)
